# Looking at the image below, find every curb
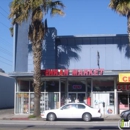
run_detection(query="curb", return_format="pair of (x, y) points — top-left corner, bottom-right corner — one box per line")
(2, 117), (44, 121)
(2, 117), (120, 121)
(3, 118), (29, 120)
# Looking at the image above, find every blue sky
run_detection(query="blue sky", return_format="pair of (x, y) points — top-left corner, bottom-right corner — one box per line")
(0, 0), (127, 73)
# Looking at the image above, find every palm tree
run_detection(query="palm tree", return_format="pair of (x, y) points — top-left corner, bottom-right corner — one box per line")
(9, 0), (64, 117)
(109, 0), (130, 43)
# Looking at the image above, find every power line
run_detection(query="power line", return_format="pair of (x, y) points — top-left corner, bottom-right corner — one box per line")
(0, 59), (12, 66)
(0, 46), (12, 54)
(0, 49), (12, 56)
(0, 45), (12, 54)
(0, 6), (9, 15)
(0, 55), (12, 62)
(0, 37), (12, 47)
(0, 11), (8, 19)
(0, 21), (9, 29)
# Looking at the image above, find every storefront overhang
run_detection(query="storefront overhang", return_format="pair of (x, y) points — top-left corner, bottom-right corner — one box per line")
(9, 70), (130, 79)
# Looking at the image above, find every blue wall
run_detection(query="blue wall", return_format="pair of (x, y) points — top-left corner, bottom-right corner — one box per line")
(14, 24), (130, 72)
(28, 28), (57, 72)
(14, 22), (29, 72)
(56, 35), (130, 70)
(0, 73), (14, 108)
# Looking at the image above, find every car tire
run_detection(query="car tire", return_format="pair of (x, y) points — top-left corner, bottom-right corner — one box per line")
(127, 114), (130, 120)
(47, 113), (56, 121)
(82, 113), (91, 122)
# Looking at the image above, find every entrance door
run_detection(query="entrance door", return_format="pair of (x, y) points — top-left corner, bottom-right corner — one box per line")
(118, 93), (129, 114)
(77, 93), (85, 103)
(68, 93), (86, 103)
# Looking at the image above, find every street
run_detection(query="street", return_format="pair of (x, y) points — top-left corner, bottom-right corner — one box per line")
(0, 120), (127, 130)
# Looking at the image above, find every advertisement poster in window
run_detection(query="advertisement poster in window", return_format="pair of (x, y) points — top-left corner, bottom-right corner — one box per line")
(106, 106), (114, 114)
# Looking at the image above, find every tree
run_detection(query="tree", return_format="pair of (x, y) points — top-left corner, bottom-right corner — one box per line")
(9, 0), (64, 117)
(109, 0), (130, 43)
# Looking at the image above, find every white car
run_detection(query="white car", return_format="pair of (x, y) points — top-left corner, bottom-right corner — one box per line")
(41, 103), (101, 121)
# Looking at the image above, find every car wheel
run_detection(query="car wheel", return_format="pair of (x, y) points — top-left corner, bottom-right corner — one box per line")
(82, 113), (91, 122)
(47, 113), (56, 121)
(83, 113), (91, 122)
(127, 114), (130, 120)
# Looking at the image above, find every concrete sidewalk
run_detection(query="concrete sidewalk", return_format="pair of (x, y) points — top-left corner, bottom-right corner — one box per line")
(0, 108), (29, 120)
(0, 108), (120, 121)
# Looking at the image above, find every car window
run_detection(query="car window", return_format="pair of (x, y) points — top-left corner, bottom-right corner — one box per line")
(61, 104), (77, 110)
(78, 104), (86, 109)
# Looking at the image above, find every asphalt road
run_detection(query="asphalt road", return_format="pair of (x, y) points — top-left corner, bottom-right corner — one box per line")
(0, 120), (128, 130)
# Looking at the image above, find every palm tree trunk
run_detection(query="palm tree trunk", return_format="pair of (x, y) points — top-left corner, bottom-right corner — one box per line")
(32, 42), (42, 117)
(127, 12), (130, 44)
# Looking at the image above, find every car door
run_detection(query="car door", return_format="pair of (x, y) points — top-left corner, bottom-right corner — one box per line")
(56, 104), (74, 118)
(72, 104), (86, 118)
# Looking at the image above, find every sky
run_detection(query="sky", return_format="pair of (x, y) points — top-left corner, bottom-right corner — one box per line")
(0, 0), (127, 73)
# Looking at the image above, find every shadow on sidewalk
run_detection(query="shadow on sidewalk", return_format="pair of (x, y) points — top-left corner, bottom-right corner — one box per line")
(56, 118), (104, 122)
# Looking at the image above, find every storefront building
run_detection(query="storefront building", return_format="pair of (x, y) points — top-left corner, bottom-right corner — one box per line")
(117, 73), (130, 114)
(10, 26), (130, 115)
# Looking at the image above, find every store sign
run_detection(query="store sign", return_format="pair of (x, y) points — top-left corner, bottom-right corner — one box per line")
(117, 84), (130, 91)
(72, 85), (82, 89)
(119, 73), (130, 82)
(41, 69), (104, 76)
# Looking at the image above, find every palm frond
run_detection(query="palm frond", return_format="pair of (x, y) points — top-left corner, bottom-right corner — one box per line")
(9, 27), (14, 37)
(50, 1), (65, 8)
(51, 8), (64, 16)
(109, 0), (130, 16)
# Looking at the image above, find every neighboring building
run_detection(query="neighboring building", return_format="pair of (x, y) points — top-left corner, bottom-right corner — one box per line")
(0, 72), (14, 109)
(0, 68), (5, 73)
(10, 24), (130, 115)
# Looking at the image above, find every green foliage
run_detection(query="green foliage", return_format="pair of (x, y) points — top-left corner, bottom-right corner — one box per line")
(9, 0), (65, 117)
(109, 0), (130, 16)
(28, 114), (37, 118)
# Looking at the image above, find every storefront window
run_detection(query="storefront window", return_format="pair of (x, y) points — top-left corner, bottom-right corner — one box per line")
(68, 81), (86, 92)
(60, 81), (66, 106)
(118, 93), (129, 114)
(30, 81), (34, 92)
(87, 79), (91, 93)
(17, 80), (29, 92)
(30, 93), (34, 113)
(46, 81), (59, 92)
(93, 80), (114, 91)
(16, 93), (29, 114)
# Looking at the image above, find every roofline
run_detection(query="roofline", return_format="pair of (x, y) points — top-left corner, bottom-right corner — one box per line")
(56, 34), (128, 38)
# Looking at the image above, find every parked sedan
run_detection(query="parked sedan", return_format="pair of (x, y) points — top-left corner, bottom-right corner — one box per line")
(120, 110), (130, 121)
(41, 103), (101, 121)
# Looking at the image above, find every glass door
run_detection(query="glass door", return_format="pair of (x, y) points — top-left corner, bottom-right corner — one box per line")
(77, 93), (85, 103)
(118, 92), (129, 114)
(68, 92), (86, 103)
(68, 93), (76, 103)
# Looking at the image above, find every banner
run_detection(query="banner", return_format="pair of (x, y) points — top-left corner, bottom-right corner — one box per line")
(119, 73), (130, 83)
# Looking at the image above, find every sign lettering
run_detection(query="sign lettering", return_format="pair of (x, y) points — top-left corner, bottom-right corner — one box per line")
(41, 69), (104, 76)
(119, 73), (130, 83)
(72, 85), (82, 89)
(117, 84), (130, 91)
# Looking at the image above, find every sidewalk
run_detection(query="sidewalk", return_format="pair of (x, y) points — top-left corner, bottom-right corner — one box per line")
(0, 108), (120, 121)
(102, 114), (120, 121)
(0, 108), (29, 120)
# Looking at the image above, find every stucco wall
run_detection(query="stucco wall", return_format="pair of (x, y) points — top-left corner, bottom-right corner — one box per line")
(14, 23), (130, 71)
(57, 35), (130, 70)
(28, 28), (57, 72)
(0, 73), (14, 109)
(14, 23), (29, 72)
